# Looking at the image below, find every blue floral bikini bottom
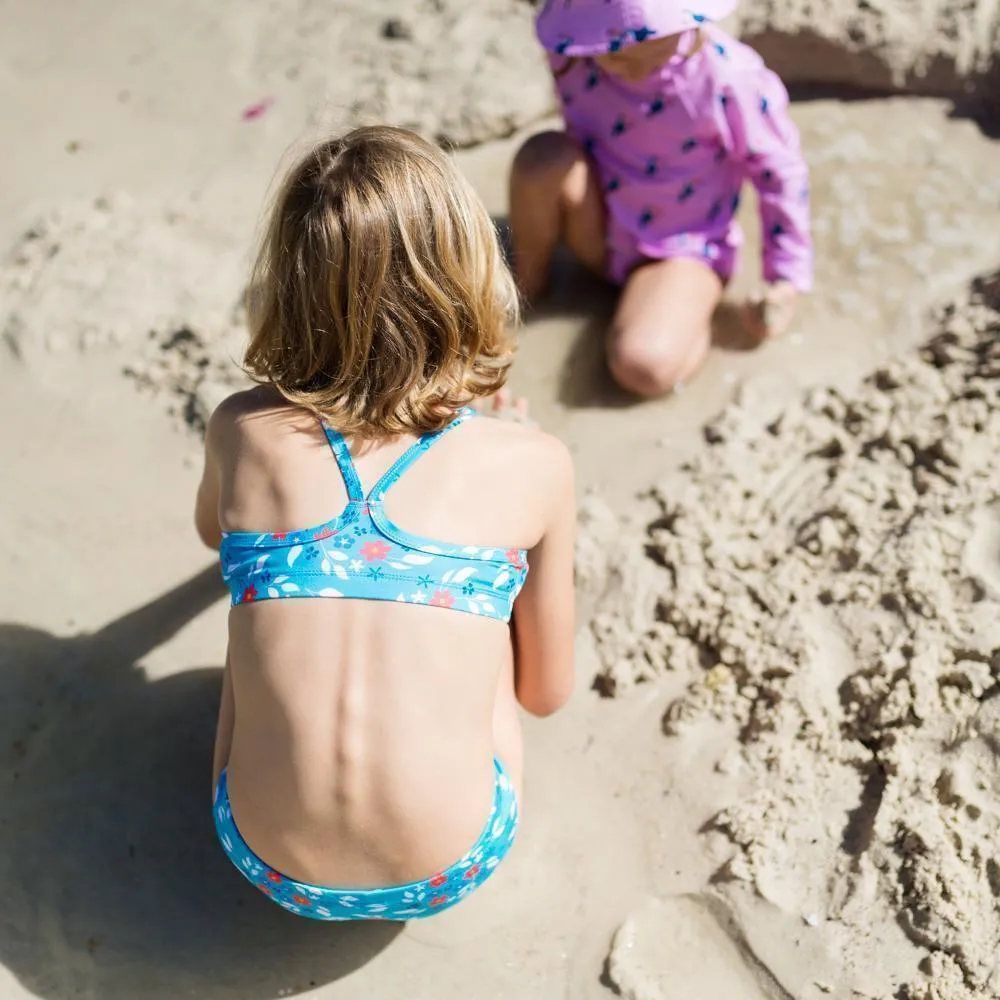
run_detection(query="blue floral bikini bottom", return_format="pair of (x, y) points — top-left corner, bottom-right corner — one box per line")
(213, 759), (518, 920)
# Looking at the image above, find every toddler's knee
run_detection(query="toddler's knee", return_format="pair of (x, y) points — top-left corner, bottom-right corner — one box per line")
(511, 131), (586, 188)
(606, 332), (693, 398)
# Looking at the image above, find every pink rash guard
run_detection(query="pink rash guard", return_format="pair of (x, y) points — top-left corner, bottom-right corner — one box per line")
(549, 26), (813, 290)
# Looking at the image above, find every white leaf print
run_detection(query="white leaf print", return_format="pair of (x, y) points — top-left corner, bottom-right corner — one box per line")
(273, 575), (288, 584)
(318, 587), (342, 597)
(254, 534), (268, 547)
(461, 546), (480, 555)
(388, 562), (410, 571)
(280, 582), (300, 592)
(255, 554), (269, 569)
(482, 602), (496, 615)
(441, 570), (454, 584)
(467, 601), (481, 615)
(327, 550), (348, 561)
(267, 587), (279, 599)
(287, 545), (303, 567)
(321, 559), (330, 574)
(423, 546), (443, 555)
(481, 549), (495, 560)
(402, 553), (434, 566)
(451, 567), (475, 583)
(493, 570), (510, 589)
(333, 565), (348, 580)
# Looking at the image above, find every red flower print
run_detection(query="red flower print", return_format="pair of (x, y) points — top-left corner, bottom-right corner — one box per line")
(313, 527), (337, 541)
(257, 884), (272, 895)
(291, 894), (312, 906)
(429, 895), (449, 907)
(360, 540), (391, 562)
(272, 533), (288, 542)
(429, 590), (454, 609)
(266, 872), (283, 884)
(241, 585), (258, 604)
(429, 874), (447, 888)
(462, 864), (481, 880)
(505, 548), (526, 569)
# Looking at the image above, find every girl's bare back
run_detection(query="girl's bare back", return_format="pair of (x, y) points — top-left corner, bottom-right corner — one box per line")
(203, 386), (574, 888)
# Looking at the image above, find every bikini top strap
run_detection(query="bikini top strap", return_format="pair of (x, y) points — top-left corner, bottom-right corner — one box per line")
(367, 407), (476, 504)
(320, 423), (366, 503)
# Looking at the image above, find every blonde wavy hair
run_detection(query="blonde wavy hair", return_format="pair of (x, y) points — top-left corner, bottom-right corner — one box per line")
(244, 125), (519, 436)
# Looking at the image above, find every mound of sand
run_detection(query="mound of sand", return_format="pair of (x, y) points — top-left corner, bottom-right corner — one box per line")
(582, 273), (1000, 999)
(0, 195), (241, 366)
(735, 0), (1000, 99)
(255, 0), (553, 148)
(0, 194), (250, 429)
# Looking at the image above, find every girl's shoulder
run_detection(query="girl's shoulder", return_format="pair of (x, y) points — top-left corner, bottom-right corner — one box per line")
(205, 386), (310, 456)
(210, 384), (286, 422)
(445, 413), (574, 508)
(463, 413), (572, 476)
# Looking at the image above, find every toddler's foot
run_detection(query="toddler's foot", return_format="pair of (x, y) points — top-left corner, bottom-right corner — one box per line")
(740, 282), (798, 343)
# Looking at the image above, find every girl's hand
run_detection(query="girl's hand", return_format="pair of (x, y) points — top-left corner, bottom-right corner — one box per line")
(741, 281), (798, 343)
(471, 388), (533, 424)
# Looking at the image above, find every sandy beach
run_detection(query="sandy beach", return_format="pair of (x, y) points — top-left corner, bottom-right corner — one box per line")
(2, 1), (999, 998)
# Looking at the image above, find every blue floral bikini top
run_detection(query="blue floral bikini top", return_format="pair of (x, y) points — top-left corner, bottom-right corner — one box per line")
(219, 408), (528, 623)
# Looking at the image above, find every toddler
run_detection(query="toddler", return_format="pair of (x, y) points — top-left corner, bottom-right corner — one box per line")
(510, 0), (813, 397)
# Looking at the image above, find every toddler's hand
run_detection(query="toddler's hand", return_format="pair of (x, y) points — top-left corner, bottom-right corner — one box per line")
(741, 281), (798, 342)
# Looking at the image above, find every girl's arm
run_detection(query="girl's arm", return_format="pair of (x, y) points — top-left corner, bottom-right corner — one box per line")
(720, 64), (813, 294)
(198, 407), (231, 796)
(511, 435), (576, 717)
(194, 408), (225, 550)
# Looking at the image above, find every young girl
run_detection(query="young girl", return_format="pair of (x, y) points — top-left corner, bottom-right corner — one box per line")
(195, 126), (576, 920)
(511, 0), (813, 398)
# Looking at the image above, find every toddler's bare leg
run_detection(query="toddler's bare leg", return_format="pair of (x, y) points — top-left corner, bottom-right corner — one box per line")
(606, 258), (722, 398)
(508, 130), (606, 303)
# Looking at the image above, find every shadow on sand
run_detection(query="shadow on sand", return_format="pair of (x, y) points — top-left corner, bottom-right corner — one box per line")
(0, 566), (399, 1000)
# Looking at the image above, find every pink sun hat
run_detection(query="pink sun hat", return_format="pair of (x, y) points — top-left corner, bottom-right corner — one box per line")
(536, 0), (738, 57)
